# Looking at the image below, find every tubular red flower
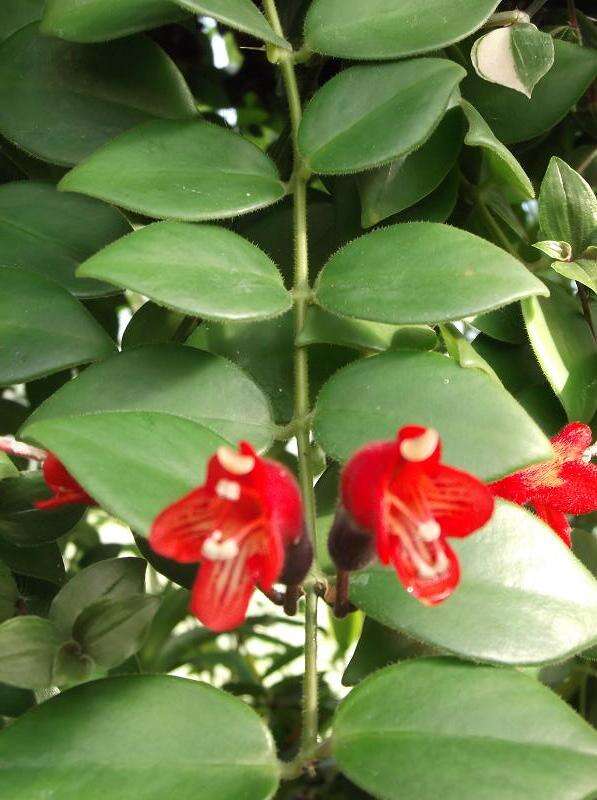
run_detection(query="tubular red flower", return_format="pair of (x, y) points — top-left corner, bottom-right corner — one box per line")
(149, 442), (309, 632)
(490, 422), (597, 546)
(35, 453), (94, 510)
(335, 425), (494, 605)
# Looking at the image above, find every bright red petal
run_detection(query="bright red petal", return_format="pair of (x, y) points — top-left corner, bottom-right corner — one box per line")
(190, 559), (255, 632)
(425, 465), (494, 538)
(342, 440), (395, 531)
(149, 487), (212, 563)
(551, 422), (593, 462)
(35, 491), (90, 510)
(489, 472), (532, 506)
(532, 501), (571, 547)
(533, 460), (597, 514)
(388, 535), (460, 606)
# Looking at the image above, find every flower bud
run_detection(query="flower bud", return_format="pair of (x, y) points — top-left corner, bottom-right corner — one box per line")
(328, 507), (376, 572)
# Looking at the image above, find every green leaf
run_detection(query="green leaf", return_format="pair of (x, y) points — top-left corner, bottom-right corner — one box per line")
(24, 344), (275, 450)
(314, 222), (548, 325)
(73, 594), (159, 669)
(0, 182), (130, 298)
(0, 616), (62, 689)
(539, 157), (597, 255)
(533, 240), (573, 261)
(173, 1), (290, 49)
(189, 314), (354, 424)
(78, 222), (291, 322)
(24, 413), (226, 537)
(0, 0), (44, 42)
(333, 658), (597, 800)
(121, 302), (188, 350)
(358, 108), (464, 227)
(0, 561), (17, 622)
(523, 283), (597, 422)
(52, 641), (94, 686)
(394, 167), (460, 224)
(298, 60), (465, 175)
(297, 307), (437, 353)
(304, 0), (499, 60)
(60, 119), (285, 220)
(0, 451), (18, 481)
(551, 258), (597, 294)
(0, 675), (280, 799)
(473, 303), (526, 344)
(0, 539), (65, 585)
(134, 534), (196, 590)
(0, 24), (197, 166)
(460, 99), (534, 199)
(0, 472), (83, 546)
(343, 618), (439, 686)
(49, 557), (146, 636)
(0, 682), (34, 717)
(314, 350), (552, 480)
(0, 269), (116, 387)
(472, 23), (554, 98)
(41, 0), (187, 42)
(462, 39), (597, 144)
(439, 323), (499, 381)
(349, 502), (597, 665)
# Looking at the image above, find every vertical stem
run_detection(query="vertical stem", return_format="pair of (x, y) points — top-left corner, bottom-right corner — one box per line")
(262, 0), (319, 759)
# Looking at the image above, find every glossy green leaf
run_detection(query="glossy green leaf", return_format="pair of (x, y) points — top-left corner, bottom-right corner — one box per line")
(41, 0), (187, 42)
(0, 0), (44, 42)
(24, 344), (275, 450)
(0, 616), (62, 689)
(0, 561), (17, 623)
(314, 350), (552, 480)
(472, 23), (554, 98)
(121, 303), (188, 350)
(0, 675), (280, 799)
(395, 167), (460, 224)
(314, 222), (548, 325)
(539, 157), (597, 255)
(439, 322), (499, 381)
(50, 557), (146, 636)
(297, 307), (437, 353)
(0, 182), (130, 298)
(0, 269), (116, 387)
(189, 314), (354, 424)
(78, 222), (291, 321)
(304, 0), (499, 60)
(473, 303), (526, 344)
(350, 502), (597, 664)
(0, 682), (35, 717)
(333, 658), (597, 800)
(0, 452), (18, 481)
(298, 60), (466, 175)
(460, 99), (534, 199)
(0, 539), (65, 585)
(552, 258), (597, 294)
(462, 40), (597, 144)
(173, 1), (290, 49)
(534, 240), (573, 262)
(358, 108), (464, 227)
(0, 25), (197, 166)
(24, 413), (226, 537)
(60, 119), (285, 220)
(523, 283), (597, 423)
(0, 473), (83, 546)
(73, 594), (159, 669)
(52, 641), (94, 686)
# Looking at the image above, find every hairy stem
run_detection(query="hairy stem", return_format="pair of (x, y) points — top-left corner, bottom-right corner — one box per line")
(263, 0), (319, 762)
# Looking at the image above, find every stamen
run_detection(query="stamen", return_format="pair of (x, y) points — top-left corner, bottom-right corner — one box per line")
(202, 531), (239, 561)
(582, 443), (597, 463)
(400, 429), (439, 462)
(217, 446), (255, 475)
(418, 519), (441, 541)
(215, 479), (241, 502)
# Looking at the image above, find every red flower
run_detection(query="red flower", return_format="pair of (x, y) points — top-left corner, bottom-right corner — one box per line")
(0, 436), (93, 510)
(149, 442), (310, 632)
(35, 453), (94, 510)
(329, 426), (494, 605)
(490, 422), (597, 546)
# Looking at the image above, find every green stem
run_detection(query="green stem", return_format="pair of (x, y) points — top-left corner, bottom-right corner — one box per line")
(477, 199), (519, 258)
(262, 0), (319, 763)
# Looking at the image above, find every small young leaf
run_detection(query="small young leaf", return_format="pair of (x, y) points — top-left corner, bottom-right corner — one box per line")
(551, 257), (597, 294)
(538, 157), (597, 256)
(533, 240), (573, 261)
(472, 23), (554, 98)
(173, 1), (290, 49)
(0, 616), (63, 689)
(298, 59), (465, 175)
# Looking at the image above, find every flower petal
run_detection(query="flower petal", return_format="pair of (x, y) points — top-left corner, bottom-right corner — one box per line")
(149, 487), (214, 563)
(342, 440), (395, 531)
(533, 460), (597, 514)
(388, 535), (460, 606)
(552, 422), (593, 462)
(190, 559), (255, 632)
(532, 501), (571, 547)
(426, 465), (495, 538)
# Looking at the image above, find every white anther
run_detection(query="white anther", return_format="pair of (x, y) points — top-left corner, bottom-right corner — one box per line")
(202, 531), (239, 561)
(400, 428), (439, 462)
(216, 479), (241, 502)
(418, 520), (441, 542)
(217, 446), (255, 475)
(582, 443), (597, 463)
